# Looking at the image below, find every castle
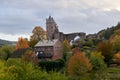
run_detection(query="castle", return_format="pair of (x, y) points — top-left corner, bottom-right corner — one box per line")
(46, 16), (86, 42)
(34, 16), (97, 60)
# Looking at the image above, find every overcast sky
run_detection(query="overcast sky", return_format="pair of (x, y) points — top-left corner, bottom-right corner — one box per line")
(1, 0), (120, 41)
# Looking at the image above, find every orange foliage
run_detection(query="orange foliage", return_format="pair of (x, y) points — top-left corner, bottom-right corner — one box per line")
(97, 41), (113, 63)
(97, 41), (112, 54)
(67, 49), (92, 76)
(114, 53), (120, 64)
(15, 37), (29, 50)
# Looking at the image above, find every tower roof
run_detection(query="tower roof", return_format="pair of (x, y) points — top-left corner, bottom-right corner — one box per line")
(46, 16), (55, 22)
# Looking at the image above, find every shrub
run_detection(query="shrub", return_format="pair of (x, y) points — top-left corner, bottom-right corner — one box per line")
(0, 59), (68, 80)
(38, 59), (65, 71)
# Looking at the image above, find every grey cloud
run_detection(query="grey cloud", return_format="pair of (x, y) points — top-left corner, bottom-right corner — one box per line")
(0, 0), (120, 35)
(55, 8), (120, 34)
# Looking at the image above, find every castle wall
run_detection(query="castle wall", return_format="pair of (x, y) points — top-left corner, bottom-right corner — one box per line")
(46, 16), (86, 42)
(63, 32), (86, 42)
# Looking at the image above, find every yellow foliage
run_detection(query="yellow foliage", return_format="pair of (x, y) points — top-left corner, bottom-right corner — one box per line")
(91, 51), (104, 60)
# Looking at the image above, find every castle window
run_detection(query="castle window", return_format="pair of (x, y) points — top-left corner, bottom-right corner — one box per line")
(40, 52), (43, 54)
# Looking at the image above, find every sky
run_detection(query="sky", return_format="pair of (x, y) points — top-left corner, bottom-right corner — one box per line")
(1, 0), (120, 41)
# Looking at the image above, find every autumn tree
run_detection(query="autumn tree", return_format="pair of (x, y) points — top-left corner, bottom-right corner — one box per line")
(15, 37), (29, 50)
(29, 26), (46, 47)
(67, 48), (92, 77)
(97, 41), (113, 65)
(110, 29), (120, 53)
(113, 52), (120, 65)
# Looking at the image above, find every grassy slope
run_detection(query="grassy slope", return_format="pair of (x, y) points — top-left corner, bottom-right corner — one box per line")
(108, 67), (120, 80)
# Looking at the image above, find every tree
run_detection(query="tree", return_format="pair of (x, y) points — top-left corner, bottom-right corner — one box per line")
(90, 51), (106, 70)
(15, 37), (29, 50)
(97, 41), (113, 65)
(0, 45), (14, 60)
(84, 50), (91, 59)
(29, 26), (46, 47)
(80, 39), (85, 46)
(113, 52), (120, 65)
(90, 51), (108, 80)
(110, 29), (120, 53)
(29, 39), (38, 48)
(85, 39), (94, 47)
(62, 39), (72, 61)
(67, 49), (92, 77)
(111, 36), (120, 53)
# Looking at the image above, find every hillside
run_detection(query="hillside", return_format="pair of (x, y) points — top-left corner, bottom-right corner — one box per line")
(97, 22), (120, 40)
(0, 39), (16, 47)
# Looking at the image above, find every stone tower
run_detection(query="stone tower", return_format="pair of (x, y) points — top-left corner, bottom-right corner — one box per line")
(46, 16), (59, 40)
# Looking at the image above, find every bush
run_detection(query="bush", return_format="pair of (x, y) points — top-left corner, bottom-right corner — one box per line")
(0, 59), (68, 80)
(38, 59), (65, 71)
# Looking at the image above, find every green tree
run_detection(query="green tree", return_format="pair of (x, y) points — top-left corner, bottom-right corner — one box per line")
(97, 22), (120, 40)
(90, 52), (109, 80)
(29, 40), (38, 48)
(62, 39), (72, 61)
(0, 46), (14, 60)
(90, 51), (106, 70)
(86, 39), (94, 47)
(84, 50), (91, 59)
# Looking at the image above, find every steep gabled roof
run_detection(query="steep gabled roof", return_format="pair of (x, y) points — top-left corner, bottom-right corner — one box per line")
(35, 39), (58, 47)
